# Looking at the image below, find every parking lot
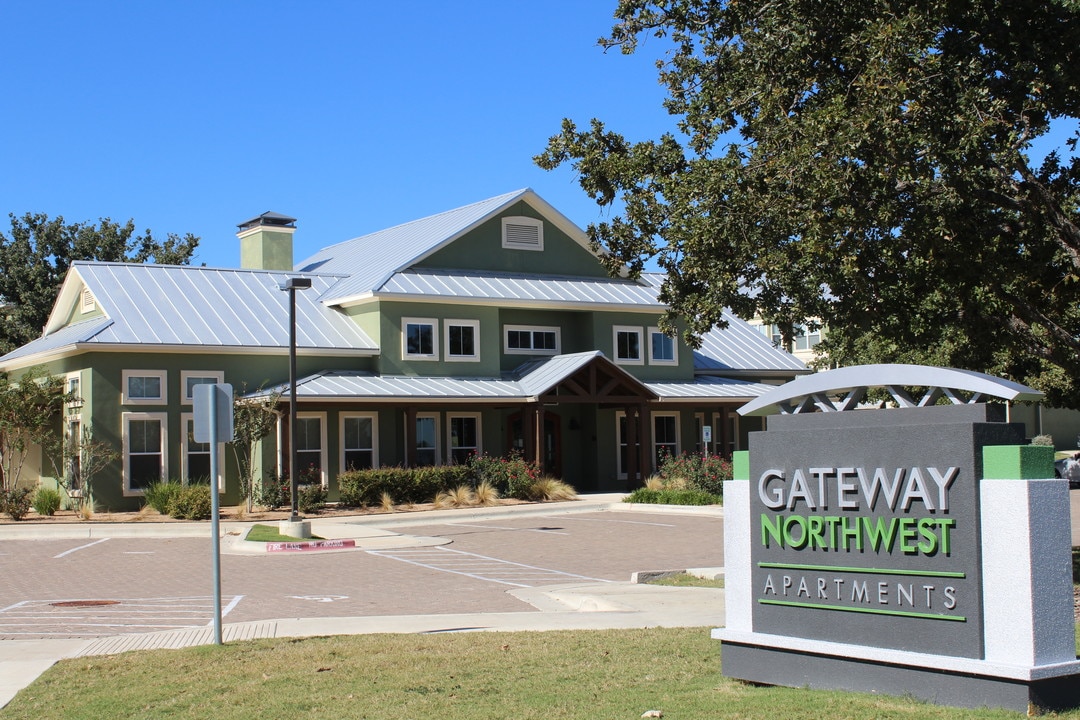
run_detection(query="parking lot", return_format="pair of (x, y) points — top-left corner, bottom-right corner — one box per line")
(0, 509), (725, 640)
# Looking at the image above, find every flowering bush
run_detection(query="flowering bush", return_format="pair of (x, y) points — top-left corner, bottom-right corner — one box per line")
(656, 450), (730, 498)
(468, 452), (541, 499)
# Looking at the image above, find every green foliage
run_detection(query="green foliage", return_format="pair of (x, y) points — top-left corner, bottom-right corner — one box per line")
(624, 488), (721, 506)
(297, 484), (326, 514)
(468, 452), (541, 499)
(0, 367), (73, 493)
(31, 486), (62, 516)
(168, 484), (212, 520)
(656, 451), (730, 497)
(254, 473), (291, 510)
(338, 464), (472, 507)
(228, 385), (281, 509)
(144, 481), (183, 515)
(537, 1), (1080, 407)
(0, 213), (199, 354)
(1, 486), (34, 520)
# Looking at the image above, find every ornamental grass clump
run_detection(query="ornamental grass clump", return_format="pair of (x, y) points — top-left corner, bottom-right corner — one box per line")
(32, 487), (62, 516)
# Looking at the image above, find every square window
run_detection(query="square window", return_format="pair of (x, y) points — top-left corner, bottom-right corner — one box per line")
(445, 320), (480, 362)
(181, 371), (224, 404)
(614, 327), (643, 364)
(649, 327), (677, 365)
(403, 318), (437, 359)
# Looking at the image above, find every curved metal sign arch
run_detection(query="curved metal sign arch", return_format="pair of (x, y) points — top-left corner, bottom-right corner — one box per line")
(738, 363), (1044, 417)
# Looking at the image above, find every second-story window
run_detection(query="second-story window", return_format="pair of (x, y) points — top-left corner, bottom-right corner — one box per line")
(403, 318), (438, 360)
(445, 320), (480, 362)
(504, 325), (560, 355)
(614, 326), (643, 365)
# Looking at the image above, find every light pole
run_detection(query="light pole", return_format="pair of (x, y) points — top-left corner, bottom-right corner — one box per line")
(281, 276), (312, 525)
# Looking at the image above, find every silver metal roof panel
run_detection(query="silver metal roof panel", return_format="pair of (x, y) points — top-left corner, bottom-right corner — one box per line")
(0, 317), (113, 366)
(694, 310), (808, 373)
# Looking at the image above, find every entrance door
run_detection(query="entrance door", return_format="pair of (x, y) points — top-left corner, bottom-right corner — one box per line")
(508, 412), (562, 478)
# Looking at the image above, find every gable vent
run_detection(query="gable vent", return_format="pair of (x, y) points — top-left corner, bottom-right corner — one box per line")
(502, 216), (544, 251)
(81, 288), (96, 313)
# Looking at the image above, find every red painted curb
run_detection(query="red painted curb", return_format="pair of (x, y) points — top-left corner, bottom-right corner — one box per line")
(265, 539), (357, 553)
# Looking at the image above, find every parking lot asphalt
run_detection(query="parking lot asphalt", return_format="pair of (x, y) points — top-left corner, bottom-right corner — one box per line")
(0, 496), (728, 708)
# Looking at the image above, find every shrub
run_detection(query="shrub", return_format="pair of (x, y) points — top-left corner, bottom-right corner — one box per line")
(255, 473), (291, 510)
(468, 452), (540, 499)
(656, 451), (730, 498)
(32, 487), (63, 516)
(297, 483), (326, 514)
(338, 465), (472, 507)
(1, 487), (34, 520)
(1031, 434), (1055, 447)
(624, 488), (721, 505)
(169, 484), (212, 520)
(145, 481), (183, 514)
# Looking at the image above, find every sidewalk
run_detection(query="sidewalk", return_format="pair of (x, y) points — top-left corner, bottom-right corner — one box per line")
(0, 497), (726, 709)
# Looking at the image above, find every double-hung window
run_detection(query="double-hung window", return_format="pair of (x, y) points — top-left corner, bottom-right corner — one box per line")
(445, 319), (480, 362)
(123, 412), (167, 494)
(341, 413), (377, 471)
(653, 414), (679, 466)
(613, 326), (643, 365)
(403, 318), (438, 360)
(293, 413), (327, 486)
(122, 370), (167, 404)
(414, 413), (439, 466)
(180, 413), (223, 488)
(181, 371), (224, 404)
(448, 414), (480, 464)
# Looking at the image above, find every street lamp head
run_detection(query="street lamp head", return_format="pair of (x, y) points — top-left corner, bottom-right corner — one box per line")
(281, 276), (313, 291)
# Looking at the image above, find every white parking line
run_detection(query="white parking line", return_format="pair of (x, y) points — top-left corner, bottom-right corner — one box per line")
(0, 595), (245, 638)
(368, 546), (611, 588)
(53, 537), (111, 559)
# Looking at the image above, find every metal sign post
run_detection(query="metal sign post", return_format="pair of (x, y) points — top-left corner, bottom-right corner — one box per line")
(194, 383), (234, 645)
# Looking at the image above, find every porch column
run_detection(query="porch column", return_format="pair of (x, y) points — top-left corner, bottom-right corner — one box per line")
(638, 403), (651, 479)
(534, 404), (546, 471)
(718, 406), (730, 458)
(625, 405), (639, 486)
(523, 403), (537, 463)
(405, 406), (417, 468)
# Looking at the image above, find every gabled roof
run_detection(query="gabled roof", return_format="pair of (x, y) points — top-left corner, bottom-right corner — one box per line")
(1, 262), (378, 368)
(296, 188), (600, 305)
(694, 310), (808, 375)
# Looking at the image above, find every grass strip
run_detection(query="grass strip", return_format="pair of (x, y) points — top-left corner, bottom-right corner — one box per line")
(245, 524), (323, 543)
(6, 627), (1068, 719)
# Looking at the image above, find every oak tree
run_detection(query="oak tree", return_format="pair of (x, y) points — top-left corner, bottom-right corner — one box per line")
(537, 0), (1080, 405)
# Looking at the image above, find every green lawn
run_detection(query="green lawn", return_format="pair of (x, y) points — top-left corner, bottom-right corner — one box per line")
(244, 524), (322, 543)
(5, 627), (1075, 720)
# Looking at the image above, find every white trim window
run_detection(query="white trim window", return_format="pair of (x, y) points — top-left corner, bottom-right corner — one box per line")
(501, 216), (544, 251)
(414, 413), (439, 467)
(613, 326), (643, 365)
(448, 413), (481, 465)
(123, 412), (168, 495)
(181, 413), (224, 489)
(122, 370), (167, 405)
(180, 370), (225, 405)
(403, 317), (438, 360)
(504, 325), (560, 355)
(445, 319), (480, 362)
(341, 413), (378, 471)
(295, 412), (328, 487)
(648, 327), (678, 366)
(653, 413), (679, 466)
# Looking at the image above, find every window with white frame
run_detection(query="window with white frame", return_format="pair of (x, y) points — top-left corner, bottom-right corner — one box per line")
(180, 370), (224, 404)
(648, 327), (677, 365)
(341, 413), (377, 471)
(294, 413), (327, 486)
(448, 414), (480, 464)
(122, 370), (167, 404)
(403, 317), (438, 359)
(445, 319), (480, 362)
(181, 413), (224, 488)
(414, 413), (439, 466)
(501, 216), (544, 251)
(653, 413), (679, 466)
(613, 326), (643, 365)
(123, 412), (167, 494)
(504, 325), (560, 354)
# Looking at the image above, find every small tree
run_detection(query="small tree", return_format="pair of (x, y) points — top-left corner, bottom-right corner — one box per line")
(45, 425), (119, 512)
(0, 367), (72, 494)
(228, 384), (281, 512)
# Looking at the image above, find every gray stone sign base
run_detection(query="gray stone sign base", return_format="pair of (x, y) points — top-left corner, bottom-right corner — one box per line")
(715, 630), (1080, 713)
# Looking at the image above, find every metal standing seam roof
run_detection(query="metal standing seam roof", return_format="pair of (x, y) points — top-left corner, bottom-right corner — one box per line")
(46, 262), (377, 353)
(250, 352), (778, 403)
(694, 310), (808, 373)
(297, 189), (537, 304)
(0, 317), (113, 365)
(377, 268), (664, 308)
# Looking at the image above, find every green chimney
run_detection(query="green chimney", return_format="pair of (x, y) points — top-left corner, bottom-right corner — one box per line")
(237, 211), (296, 271)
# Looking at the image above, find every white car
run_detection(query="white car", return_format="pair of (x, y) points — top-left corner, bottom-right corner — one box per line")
(1053, 454), (1080, 489)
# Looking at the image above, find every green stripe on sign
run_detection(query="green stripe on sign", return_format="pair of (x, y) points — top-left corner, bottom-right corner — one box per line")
(982, 444), (1054, 480)
(759, 599), (967, 622)
(758, 562), (966, 579)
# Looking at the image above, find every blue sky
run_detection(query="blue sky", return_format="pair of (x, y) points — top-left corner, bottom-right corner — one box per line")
(1, 1), (673, 269)
(3, 1), (1076, 271)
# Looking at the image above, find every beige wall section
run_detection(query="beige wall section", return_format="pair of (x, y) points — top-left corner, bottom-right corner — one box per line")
(1009, 404), (1080, 448)
(239, 226), (295, 271)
